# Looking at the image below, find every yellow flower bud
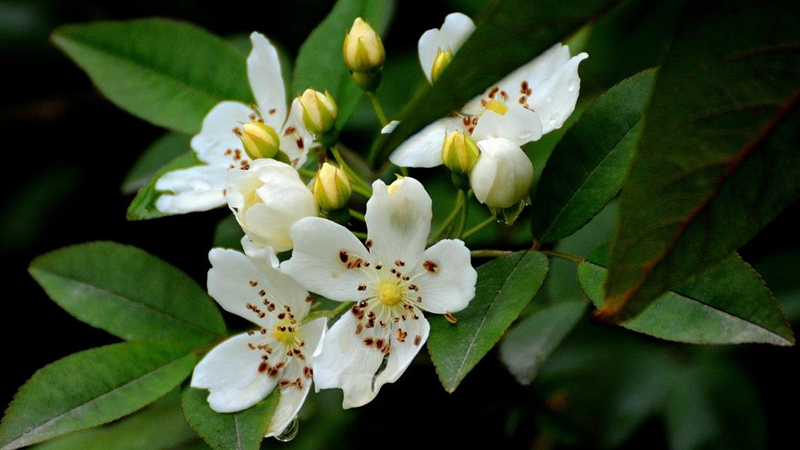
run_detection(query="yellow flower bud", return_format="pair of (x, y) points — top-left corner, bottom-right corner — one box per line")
(430, 47), (454, 83)
(343, 18), (385, 73)
(314, 162), (352, 211)
(442, 131), (480, 175)
(298, 89), (338, 135)
(236, 121), (280, 160)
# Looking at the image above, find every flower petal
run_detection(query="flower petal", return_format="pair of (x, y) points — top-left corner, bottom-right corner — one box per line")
(248, 32), (287, 129)
(281, 217), (372, 302)
(191, 101), (253, 165)
(472, 105), (543, 146)
(365, 177), (432, 270)
(279, 99), (313, 168)
(472, 138), (533, 208)
(312, 312), (388, 408)
(377, 314), (430, 385)
(414, 239), (477, 314)
(191, 332), (279, 413)
(418, 13), (476, 83)
(208, 248), (311, 325)
(381, 120), (400, 134)
(497, 44), (587, 134)
(388, 117), (461, 168)
(155, 164), (227, 213)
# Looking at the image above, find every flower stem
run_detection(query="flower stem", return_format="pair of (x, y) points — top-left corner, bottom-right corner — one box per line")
(353, 231), (368, 239)
(331, 144), (372, 196)
(538, 250), (584, 264)
(298, 168), (317, 179)
(462, 216), (495, 240)
(429, 190), (464, 244)
(349, 209), (366, 222)
(456, 191), (471, 238)
(470, 249), (512, 258)
(368, 92), (389, 127)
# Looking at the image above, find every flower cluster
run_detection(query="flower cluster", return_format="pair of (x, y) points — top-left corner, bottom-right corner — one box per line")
(153, 12), (585, 439)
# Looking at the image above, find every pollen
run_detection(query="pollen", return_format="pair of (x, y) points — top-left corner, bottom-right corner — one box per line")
(484, 100), (508, 116)
(376, 279), (404, 307)
(272, 320), (297, 346)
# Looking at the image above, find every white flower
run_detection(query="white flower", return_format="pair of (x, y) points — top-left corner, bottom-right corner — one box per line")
(192, 248), (327, 438)
(155, 32), (314, 214)
(281, 177), (477, 408)
(389, 13), (587, 169)
(227, 159), (318, 254)
(470, 138), (533, 209)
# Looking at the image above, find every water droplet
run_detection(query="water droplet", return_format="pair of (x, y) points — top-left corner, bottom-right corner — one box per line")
(568, 79), (577, 92)
(275, 418), (299, 442)
(549, 114), (560, 126)
(545, 96), (553, 104)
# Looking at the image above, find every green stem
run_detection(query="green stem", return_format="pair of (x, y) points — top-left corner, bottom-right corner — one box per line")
(429, 190), (464, 244)
(538, 250), (584, 264)
(470, 249), (512, 258)
(331, 144), (372, 195)
(353, 231), (368, 239)
(368, 92), (389, 127)
(304, 301), (353, 323)
(349, 209), (366, 222)
(456, 191), (470, 238)
(298, 168), (317, 179)
(462, 216), (495, 240)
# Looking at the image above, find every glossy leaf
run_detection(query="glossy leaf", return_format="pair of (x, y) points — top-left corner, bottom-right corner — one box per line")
(428, 251), (549, 392)
(181, 388), (279, 450)
(0, 343), (196, 450)
(499, 300), (587, 385)
(52, 19), (251, 134)
(126, 152), (201, 220)
(374, 0), (625, 159)
(530, 69), (654, 243)
(602, 0), (800, 321)
(122, 133), (191, 194)
(29, 241), (226, 347)
(579, 244), (794, 345)
(292, 0), (392, 128)
(213, 216), (244, 251)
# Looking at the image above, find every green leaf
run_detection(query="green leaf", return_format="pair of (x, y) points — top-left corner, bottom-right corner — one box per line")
(428, 251), (549, 392)
(530, 69), (655, 243)
(52, 19), (252, 134)
(292, 0), (392, 128)
(122, 133), (191, 194)
(753, 252), (800, 323)
(213, 216), (244, 251)
(373, 0), (625, 159)
(126, 152), (201, 220)
(0, 343), (196, 450)
(29, 241), (226, 348)
(499, 300), (587, 385)
(181, 388), (279, 450)
(579, 244), (794, 345)
(30, 392), (207, 450)
(601, 0), (800, 321)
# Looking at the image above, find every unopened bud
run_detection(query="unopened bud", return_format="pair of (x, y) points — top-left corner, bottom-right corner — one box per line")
(314, 162), (352, 211)
(298, 89), (338, 135)
(343, 18), (385, 73)
(431, 47), (454, 83)
(237, 121), (280, 160)
(442, 131), (480, 175)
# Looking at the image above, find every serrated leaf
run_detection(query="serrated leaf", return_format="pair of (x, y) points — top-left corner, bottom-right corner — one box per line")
(499, 300), (587, 385)
(181, 388), (278, 450)
(374, 0), (625, 160)
(0, 343), (196, 450)
(602, 0), (800, 321)
(530, 69), (654, 243)
(122, 133), (191, 194)
(579, 244), (794, 345)
(428, 251), (549, 392)
(52, 19), (251, 134)
(126, 152), (201, 220)
(29, 241), (226, 347)
(292, 0), (392, 128)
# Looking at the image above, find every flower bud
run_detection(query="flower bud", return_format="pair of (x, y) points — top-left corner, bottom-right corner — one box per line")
(236, 121), (280, 160)
(442, 131), (480, 175)
(470, 138), (533, 211)
(343, 18), (385, 73)
(314, 162), (352, 211)
(298, 89), (338, 135)
(226, 159), (318, 253)
(430, 47), (454, 83)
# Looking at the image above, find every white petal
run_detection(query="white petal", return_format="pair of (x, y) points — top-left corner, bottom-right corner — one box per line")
(240, 236), (281, 267)
(155, 164), (227, 213)
(279, 99), (313, 168)
(378, 314), (430, 385)
(365, 177), (432, 270)
(191, 101), (253, 164)
(418, 13), (476, 83)
(388, 117), (461, 168)
(301, 317), (328, 359)
(208, 248), (312, 325)
(281, 217), (372, 302)
(191, 333), (279, 413)
(497, 44), (587, 134)
(414, 239), (477, 314)
(471, 138), (533, 208)
(248, 32), (287, 129)
(381, 120), (400, 134)
(472, 105), (543, 146)
(312, 312), (388, 408)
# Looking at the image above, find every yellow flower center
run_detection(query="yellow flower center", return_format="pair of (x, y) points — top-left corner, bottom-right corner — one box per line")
(485, 100), (508, 116)
(377, 279), (404, 307)
(273, 320), (296, 346)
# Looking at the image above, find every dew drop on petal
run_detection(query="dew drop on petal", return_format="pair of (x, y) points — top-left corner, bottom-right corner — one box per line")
(545, 96), (553, 104)
(276, 418), (299, 442)
(568, 79), (577, 92)
(548, 114), (561, 127)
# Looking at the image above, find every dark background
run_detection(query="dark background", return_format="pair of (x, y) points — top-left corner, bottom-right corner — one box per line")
(1, 0), (798, 449)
